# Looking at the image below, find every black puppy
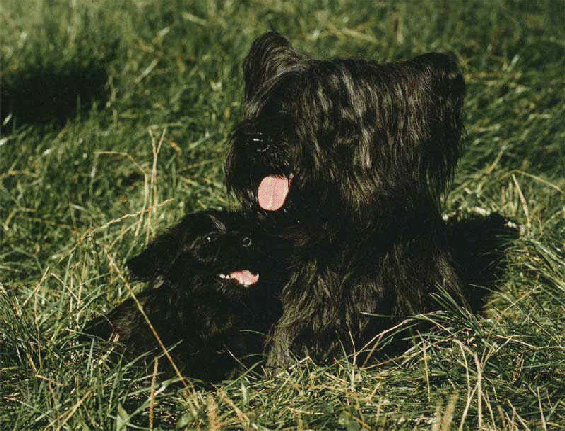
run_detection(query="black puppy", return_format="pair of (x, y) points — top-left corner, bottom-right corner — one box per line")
(83, 210), (282, 381)
(226, 32), (467, 367)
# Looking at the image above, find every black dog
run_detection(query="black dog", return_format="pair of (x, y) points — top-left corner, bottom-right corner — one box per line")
(83, 210), (282, 381)
(226, 32), (467, 367)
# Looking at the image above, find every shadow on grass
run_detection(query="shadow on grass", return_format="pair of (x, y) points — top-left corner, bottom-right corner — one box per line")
(447, 212), (520, 313)
(1, 61), (109, 133)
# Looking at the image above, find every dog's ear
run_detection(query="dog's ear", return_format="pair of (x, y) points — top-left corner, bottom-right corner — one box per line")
(126, 223), (185, 281)
(409, 52), (466, 198)
(243, 32), (302, 101)
(411, 52), (465, 109)
(126, 211), (221, 281)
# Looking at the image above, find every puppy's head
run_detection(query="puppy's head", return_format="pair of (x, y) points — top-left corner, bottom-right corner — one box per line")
(127, 210), (259, 289)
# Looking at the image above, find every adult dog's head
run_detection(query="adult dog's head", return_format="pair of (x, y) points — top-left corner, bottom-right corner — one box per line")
(226, 32), (465, 227)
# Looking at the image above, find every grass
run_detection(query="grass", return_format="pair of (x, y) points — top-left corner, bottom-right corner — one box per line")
(1, 0), (564, 428)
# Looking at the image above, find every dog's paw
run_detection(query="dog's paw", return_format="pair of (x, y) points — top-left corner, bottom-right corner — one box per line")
(265, 335), (295, 370)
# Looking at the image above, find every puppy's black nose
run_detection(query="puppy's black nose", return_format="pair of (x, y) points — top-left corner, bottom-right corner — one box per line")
(242, 237), (252, 247)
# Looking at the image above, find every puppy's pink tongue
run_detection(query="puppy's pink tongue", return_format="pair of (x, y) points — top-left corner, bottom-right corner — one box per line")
(230, 270), (259, 287)
(258, 175), (290, 211)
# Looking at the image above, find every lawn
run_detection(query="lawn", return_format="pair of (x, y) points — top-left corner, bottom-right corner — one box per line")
(1, 0), (564, 429)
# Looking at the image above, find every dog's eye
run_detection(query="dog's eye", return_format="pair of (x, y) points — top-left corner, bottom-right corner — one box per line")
(205, 235), (213, 243)
(242, 237), (252, 247)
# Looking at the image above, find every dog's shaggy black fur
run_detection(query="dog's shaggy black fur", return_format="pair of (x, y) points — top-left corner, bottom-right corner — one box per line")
(83, 210), (282, 381)
(225, 32), (468, 367)
(80, 34), (519, 381)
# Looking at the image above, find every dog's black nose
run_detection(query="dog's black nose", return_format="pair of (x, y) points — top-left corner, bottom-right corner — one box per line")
(256, 143), (270, 153)
(242, 237), (252, 247)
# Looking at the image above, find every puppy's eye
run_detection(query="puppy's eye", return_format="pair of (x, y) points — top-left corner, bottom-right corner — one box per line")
(205, 235), (213, 243)
(242, 237), (252, 247)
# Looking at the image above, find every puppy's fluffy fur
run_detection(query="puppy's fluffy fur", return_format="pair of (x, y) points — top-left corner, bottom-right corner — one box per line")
(83, 210), (281, 380)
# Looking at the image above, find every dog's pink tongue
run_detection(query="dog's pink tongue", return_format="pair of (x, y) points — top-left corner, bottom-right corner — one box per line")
(258, 175), (290, 211)
(230, 270), (259, 287)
